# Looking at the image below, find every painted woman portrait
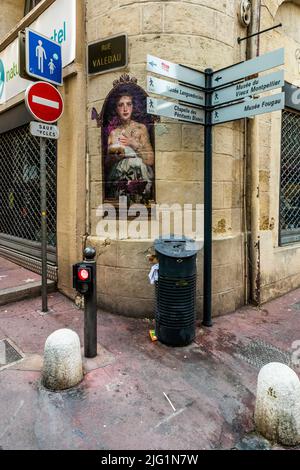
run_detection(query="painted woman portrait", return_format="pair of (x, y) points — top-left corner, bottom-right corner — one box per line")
(92, 75), (156, 206)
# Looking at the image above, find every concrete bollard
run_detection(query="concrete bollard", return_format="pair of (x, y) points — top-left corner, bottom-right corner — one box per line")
(254, 362), (300, 445)
(42, 328), (83, 390)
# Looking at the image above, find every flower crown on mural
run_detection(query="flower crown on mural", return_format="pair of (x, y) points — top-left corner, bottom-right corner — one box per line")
(112, 74), (138, 88)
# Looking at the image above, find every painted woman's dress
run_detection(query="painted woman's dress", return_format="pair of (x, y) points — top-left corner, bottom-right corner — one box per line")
(107, 122), (154, 200)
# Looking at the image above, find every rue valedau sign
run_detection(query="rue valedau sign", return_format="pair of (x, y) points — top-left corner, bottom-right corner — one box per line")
(88, 34), (127, 75)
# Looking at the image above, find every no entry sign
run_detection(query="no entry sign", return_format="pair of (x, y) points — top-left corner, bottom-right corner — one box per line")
(25, 81), (64, 123)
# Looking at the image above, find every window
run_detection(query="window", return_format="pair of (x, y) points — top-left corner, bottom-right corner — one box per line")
(279, 109), (300, 245)
(24, 0), (43, 16)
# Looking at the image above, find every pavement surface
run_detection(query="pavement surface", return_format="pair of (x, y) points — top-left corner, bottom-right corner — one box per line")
(0, 257), (55, 306)
(0, 284), (300, 450)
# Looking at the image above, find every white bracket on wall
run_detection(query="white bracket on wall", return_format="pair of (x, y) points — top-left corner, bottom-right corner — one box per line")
(239, 0), (252, 27)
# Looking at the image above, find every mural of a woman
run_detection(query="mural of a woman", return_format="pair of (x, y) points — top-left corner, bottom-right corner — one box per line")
(108, 91), (154, 200)
(92, 76), (156, 206)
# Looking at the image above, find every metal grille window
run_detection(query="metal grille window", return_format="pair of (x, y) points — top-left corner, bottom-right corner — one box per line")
(280, 110), (300, 245)
(0, 124), (57, 247)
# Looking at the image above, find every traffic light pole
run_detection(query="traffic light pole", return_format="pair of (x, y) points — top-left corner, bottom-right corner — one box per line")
(40, 137), (48, 313)
(83, 248), (97, 358)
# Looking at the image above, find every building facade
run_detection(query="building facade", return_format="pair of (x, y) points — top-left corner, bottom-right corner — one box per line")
(0, 0), (300, 318)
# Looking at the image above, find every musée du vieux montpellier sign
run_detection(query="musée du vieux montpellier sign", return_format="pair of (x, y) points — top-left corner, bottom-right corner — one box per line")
(88, 34), (128, 75)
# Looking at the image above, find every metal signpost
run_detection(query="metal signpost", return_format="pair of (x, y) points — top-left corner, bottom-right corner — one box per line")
(146, 48), (285, 327)
(25, 80), (63, 313)
(147, 97), (205, 124)
(212, 92), (285, 124)
(25, 28), (63, 86)
(147, 75), (205, 106)
(147, 54), (205, 88)
(212, 48), (284, 87)
(212, 70), (284, 106)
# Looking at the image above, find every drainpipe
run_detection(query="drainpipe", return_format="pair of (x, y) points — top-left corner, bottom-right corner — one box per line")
(247, 0), (261, 306)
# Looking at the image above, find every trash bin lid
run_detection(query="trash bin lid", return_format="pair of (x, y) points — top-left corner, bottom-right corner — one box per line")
(154, 236), (200, 258)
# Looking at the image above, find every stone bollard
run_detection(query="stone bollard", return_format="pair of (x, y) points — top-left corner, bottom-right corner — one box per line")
(254, 362), (300, 446)
(42, 328), (83, 390)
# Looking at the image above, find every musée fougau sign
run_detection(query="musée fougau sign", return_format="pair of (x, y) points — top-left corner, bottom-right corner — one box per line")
(87, 35), (128, 75)
(212, 92), (285, 124)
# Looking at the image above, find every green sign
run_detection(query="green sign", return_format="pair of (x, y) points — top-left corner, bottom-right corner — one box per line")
(88, 34), (127, 75)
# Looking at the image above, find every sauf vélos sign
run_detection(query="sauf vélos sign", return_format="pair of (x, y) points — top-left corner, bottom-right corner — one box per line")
(146, 49), (285, 328)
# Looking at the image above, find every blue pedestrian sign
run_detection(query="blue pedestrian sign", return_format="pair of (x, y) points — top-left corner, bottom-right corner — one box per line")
(25, 28), (62, 86)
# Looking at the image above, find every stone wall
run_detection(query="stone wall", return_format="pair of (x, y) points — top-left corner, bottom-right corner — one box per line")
(86, 0), (246, 317)
(0, 1), (24, 39)
(256, 0), (300, 303)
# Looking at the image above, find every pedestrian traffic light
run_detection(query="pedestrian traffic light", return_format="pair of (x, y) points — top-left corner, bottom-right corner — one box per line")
(73, 262), (93, 295)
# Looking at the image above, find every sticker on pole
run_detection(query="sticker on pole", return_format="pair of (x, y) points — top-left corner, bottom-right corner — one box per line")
(25, 81), (64, 123)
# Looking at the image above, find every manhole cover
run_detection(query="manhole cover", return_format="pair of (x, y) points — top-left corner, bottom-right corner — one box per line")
(0, 339), (23, 369)
(236, 338), (291, 369)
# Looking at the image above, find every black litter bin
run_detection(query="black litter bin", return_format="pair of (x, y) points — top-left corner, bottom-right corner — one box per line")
(154, 236), (199, 346)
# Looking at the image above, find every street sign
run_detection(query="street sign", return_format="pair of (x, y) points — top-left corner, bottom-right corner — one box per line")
(147, 54), (205, 88)
(25, 81), (64, 123)
(29, 121), (59, 139)
(212, 70), (284, 106)
(212, 48), (284, 88)
(25, 28), (62, 86)
(147, 75), (205, 107)
(212, 92), (285, 124)
(147, 97), (205, 125)
(88, 34), (128, 75)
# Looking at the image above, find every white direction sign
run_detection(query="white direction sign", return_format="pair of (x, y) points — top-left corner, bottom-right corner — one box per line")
(212, 48), (284, 87)
(29, 121), (59, 139)
(212, 92), (285, 124)
(212, 70), (284, 106)
(147, 75), (205, 107)
(147, 54), (205, 88)
(147, 97), (205, 125)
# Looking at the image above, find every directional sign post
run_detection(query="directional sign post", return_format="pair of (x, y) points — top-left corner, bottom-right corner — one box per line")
(25, 81), (63, 313)
(146, 50), (285, 328)
(212, 92), (285, 124)
(147, 75), (205, 106)
(212, 70), (284, 106)
(25, 28), (62, 86)
(147, 97), (205, 124)
(212, 48), (284, 87)
(147, 54), (205, 88)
